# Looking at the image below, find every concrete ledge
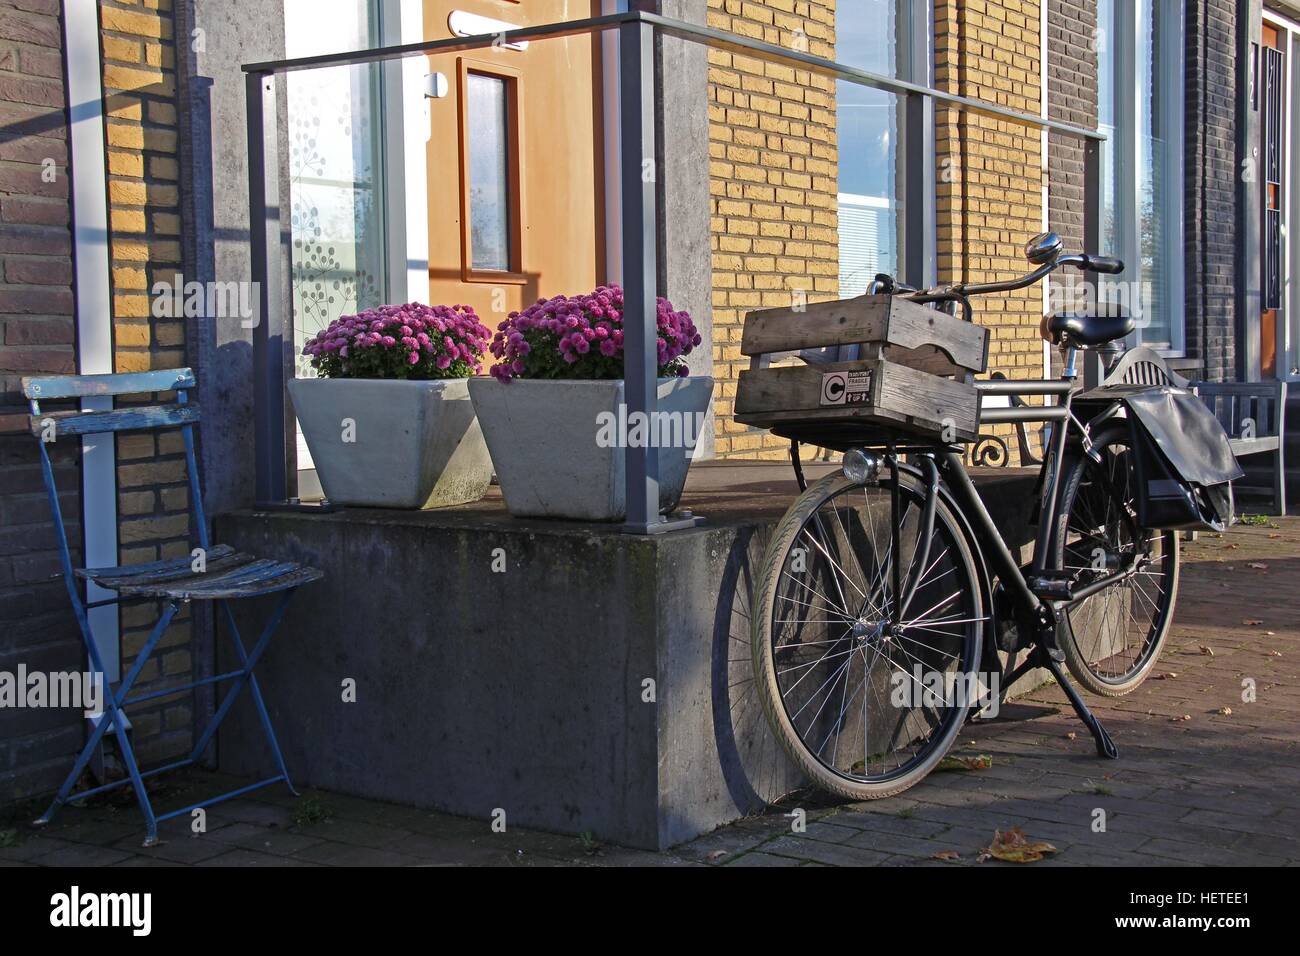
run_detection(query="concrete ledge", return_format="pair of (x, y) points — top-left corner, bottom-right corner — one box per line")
(214, 462), (1037, 849)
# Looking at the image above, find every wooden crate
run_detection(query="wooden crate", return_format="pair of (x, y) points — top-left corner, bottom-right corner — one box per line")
(734, 294), (986, 446)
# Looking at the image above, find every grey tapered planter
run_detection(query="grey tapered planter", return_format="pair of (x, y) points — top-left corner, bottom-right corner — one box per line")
(469, 376), (715, 521)
(288, 377), (492, 509)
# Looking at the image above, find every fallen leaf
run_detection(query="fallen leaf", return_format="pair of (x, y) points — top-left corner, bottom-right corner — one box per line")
(705, 850), (728, 861)
(1152, 672), (1179, 680)
(932, 850), (960, 861)
(937, 754), (993, 772)
(1065, 731), (1077, 740)
(1224, 543), (1240, 550)
(1172, 714), (1192, 722)
(1244, 619), (1265, 626)
(1266, 631), (1276, 637)
(1199, 645), (1215, 657)
(1267, 533), (1282, 539)
(1267, 650), (1283, 657)
(983, 827), (1058, 864)
(1248, 562), (1269, 570)
(1218, 707), (1233, 716)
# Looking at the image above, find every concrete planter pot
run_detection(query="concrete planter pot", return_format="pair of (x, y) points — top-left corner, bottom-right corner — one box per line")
(288, 377), (492, 509)
(468, 376), (715, 521)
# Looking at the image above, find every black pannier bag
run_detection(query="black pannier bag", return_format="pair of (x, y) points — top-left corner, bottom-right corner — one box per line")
(1124, 386), (1244, 532)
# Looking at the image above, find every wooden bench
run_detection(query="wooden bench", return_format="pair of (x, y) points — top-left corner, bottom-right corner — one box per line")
(1192, 379), (1288, 516)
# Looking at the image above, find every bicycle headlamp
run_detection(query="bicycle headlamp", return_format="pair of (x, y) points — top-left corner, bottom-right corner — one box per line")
(842, 449), (878, 484)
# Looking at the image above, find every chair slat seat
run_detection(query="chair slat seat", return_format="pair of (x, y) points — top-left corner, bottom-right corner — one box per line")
(79, 547), (322, 601)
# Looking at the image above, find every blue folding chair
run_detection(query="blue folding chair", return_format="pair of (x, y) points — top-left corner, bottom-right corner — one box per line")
(23, 368), (322, 846)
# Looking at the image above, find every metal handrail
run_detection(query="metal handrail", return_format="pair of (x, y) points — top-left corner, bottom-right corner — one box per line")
(243, 8), (1108, 532)
(241, 9), (1104, 142)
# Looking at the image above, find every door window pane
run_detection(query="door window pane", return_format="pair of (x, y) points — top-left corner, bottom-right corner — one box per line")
(466, 72), (513, 272)
(284, 0), (386, 380)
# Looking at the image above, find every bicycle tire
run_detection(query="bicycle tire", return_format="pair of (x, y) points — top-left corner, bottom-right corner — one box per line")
(1052, 422), (1180, 696)
(752, 469), (985, 800)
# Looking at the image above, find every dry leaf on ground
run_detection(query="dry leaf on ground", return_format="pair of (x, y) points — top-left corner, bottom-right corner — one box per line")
(932, 850), (960, 861)
(983, 827), (1058, 864)
(937, 754), (993, 772)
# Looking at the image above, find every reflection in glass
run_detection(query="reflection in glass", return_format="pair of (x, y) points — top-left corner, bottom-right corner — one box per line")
(836, 0), (899, 294)
(467, 73), (513, 272)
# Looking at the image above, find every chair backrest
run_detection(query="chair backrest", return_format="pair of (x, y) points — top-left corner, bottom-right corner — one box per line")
(23, 368), (209, 566)
(1100, 346), (1191, 389)
(1193, 380), (1287, 440)
(23, 368), (199, 437)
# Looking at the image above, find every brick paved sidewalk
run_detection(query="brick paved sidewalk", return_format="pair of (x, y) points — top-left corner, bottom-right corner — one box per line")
(3, 518), (1297, 867)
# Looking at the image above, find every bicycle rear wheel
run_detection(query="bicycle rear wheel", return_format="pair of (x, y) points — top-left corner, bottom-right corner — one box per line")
(752, 466), (985, 801)
(1052, 422), (1180, 696)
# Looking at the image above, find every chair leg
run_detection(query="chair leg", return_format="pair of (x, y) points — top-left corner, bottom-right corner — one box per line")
(34, 601), (180, 840)
(190, 591), (298, 796)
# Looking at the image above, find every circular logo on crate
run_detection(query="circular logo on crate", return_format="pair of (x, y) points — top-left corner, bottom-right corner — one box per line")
(821, 372), (847, 405)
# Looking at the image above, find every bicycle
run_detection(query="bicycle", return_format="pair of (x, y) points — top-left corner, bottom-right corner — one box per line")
(747, 233), (1181, 800)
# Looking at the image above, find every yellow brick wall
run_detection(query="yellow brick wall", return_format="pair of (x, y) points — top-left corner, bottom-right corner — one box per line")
(100, 0), (193, 763)
(707, 0), (839, 459)
(934, 0), (1046, 384)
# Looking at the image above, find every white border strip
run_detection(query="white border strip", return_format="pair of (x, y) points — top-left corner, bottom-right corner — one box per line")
(63, 0), (120, 681)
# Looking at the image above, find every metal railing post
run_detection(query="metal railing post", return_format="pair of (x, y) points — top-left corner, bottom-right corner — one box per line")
(1082, 136), (1107, 387)
(247, 71), (287, 506)
(619, 17), (661, 533)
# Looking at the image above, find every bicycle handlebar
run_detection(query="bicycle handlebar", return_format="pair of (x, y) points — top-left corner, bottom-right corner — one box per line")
(1074, 254), (1124, 275)
(870, 249), (1127, 321)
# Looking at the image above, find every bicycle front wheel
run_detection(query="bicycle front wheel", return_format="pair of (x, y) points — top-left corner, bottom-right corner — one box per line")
(752, 468), (985, 801)
(1053, 422), (1180, 696)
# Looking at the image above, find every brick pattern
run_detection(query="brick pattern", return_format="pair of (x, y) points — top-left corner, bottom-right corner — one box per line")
(935, 0), (1046, 462)
(1045, 0), (1096, 288)
(707, 0), (838, 459)
(0, 0), (85, 802)
(1184, 0), (1236, 382)
(98, 0), (193, 766)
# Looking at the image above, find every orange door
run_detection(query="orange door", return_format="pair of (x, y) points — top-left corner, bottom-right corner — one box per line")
(423, 0), (605, 322)
(1262, 22), (1284, 379)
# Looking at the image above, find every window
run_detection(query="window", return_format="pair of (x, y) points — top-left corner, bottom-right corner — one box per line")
(284, 0), (387, 377)
(459, 63), (522, 279)
(836, 0), (903, 295)
(1098, 0), (1185, 353)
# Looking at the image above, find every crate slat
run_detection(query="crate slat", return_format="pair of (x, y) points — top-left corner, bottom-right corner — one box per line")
(740, 294), (988, 374)
(735, 358), (980, 444)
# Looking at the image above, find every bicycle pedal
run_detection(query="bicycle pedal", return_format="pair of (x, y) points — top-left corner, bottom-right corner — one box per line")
(1028, 573), (1075, 601)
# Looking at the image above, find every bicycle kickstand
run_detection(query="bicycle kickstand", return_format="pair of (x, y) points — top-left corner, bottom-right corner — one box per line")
(1037, 648), (1119, 759)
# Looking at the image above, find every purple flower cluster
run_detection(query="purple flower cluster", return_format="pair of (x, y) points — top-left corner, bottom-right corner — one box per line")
(489, 285), (701, 382)
(302, 303), (491, 380)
